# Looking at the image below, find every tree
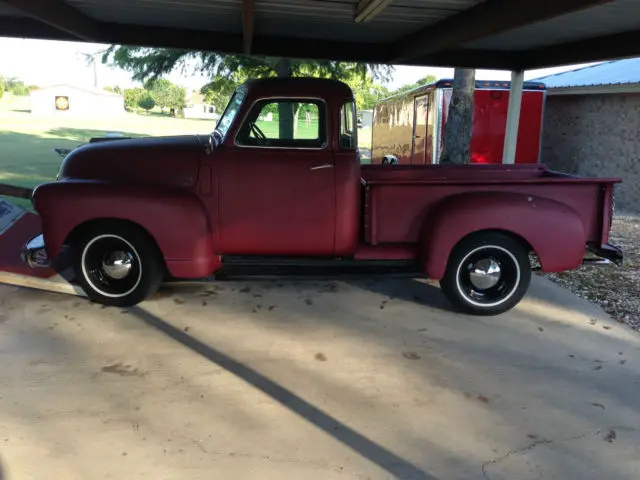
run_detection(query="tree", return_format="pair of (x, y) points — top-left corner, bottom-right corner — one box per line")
(4, 77), (29, 96)
(440, 68), (475, 165)
(78, 52), (99, 87)
(103, 47), (392, 137)
(343, 74), (390, 110)
(104, 85), (123, 94)
(138, 93), (156, 113)
(389, 75), (437, 97)
(145, 78), (172, 113)
(201, 76), (241, 114)
(167, 84), (186, 115)
(0, 77), (4, 100)
(138, 94), (155, 112)
(123, 87), (146, 112)
(145, 78), (186, 115)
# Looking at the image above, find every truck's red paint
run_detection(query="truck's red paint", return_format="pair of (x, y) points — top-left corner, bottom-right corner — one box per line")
(60, 135), (208, 187)
(371, 79), (546, 165)
(421, 192), (586, 278)
(31, 78), (620, 299)
(211, 148), (337, 255)
(33, 181), (219, 278)
(360, 163), (616, 278)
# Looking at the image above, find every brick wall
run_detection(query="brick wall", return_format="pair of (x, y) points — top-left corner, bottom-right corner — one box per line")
(541, 93), (640, 213)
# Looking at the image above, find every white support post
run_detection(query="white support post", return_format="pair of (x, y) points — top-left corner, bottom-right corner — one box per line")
(502, 69), (524, 164)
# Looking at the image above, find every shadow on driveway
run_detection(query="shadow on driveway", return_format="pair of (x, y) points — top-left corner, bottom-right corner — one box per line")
(130, 305), (439, 480)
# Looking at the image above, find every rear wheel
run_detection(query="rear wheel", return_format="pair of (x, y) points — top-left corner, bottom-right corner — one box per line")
(440, 232), (531, 315)
(73, 224), (163, 307)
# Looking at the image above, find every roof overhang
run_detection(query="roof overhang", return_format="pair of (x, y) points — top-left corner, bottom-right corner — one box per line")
(546, 83), (640, 95)
(0, 0), (639, 70)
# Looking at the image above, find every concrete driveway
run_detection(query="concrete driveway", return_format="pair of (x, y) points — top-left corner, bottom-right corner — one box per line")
(0, 275), (639, 479)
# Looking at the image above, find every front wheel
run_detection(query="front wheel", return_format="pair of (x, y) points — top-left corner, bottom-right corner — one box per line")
(440, 232), (531, 316)
(73, 224), (163, 307)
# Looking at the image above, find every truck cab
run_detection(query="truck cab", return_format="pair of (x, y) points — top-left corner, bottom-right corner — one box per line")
(28, 78), (622, 315)
(207, 78), (361, 257)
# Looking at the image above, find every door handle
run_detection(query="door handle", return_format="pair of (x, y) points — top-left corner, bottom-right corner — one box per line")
(310, 164), (333, 171)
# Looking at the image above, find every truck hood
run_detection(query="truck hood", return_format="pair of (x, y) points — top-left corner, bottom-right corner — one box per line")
(58, 135), (211, 188)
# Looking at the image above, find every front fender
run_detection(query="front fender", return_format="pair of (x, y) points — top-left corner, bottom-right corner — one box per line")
(421, 191), (586, 279)
(33, 180), (219, 278)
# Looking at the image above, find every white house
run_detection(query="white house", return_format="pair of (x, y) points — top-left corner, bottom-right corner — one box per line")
(183, 92), (218, 120)
(30, 85), (124, 116)
(358, 110), (373, 128)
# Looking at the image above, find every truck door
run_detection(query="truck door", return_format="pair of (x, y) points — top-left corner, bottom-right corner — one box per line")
(215, 99), (336, 256)
(411, 95), (429, 164)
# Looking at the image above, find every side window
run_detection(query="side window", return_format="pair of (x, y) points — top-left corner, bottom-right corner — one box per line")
(340, 101), (357, 149)
(236, 100), (325, 148)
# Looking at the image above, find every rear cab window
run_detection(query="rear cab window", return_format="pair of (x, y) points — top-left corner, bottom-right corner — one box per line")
(236, 99), (326, 149)
(340, 101), (357, 149)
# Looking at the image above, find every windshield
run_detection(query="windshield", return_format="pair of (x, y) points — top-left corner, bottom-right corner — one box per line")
(215, 89), (246, 138)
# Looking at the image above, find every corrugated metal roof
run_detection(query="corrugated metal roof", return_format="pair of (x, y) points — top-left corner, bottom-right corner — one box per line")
(532, 57), (640, 88)
(465, 0), (640, 50)
(69, 0), (243, 32)
(68, 0), (482, 42)
(2, 0), (639, 70)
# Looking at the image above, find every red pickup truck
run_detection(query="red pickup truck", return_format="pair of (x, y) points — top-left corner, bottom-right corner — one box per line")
(25, 78), (622, 315)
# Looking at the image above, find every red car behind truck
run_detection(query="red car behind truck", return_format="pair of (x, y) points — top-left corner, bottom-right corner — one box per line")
(371, 79), (546, 165)
(24, 78), (622, 315)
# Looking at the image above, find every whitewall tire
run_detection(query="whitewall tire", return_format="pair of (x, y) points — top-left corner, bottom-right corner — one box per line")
(73, 223), (163, 307)
(440, 232), (531, 316)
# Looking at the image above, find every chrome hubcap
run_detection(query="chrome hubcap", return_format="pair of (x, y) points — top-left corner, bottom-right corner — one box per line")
(102, 250), (133, 280)
(469, 258), (501, 290)
(82, 234), (142, 298)
(456, 245), (521, 307)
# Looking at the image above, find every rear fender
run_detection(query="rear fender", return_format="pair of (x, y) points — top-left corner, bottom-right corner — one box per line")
(33, 180), (219, 278)
(421, 191), (586, 279)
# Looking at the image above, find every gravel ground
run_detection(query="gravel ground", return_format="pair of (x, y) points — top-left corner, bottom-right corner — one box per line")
(544, 215), (640, 330)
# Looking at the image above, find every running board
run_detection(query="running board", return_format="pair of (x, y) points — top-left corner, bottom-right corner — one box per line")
(216, 255), (421, 279)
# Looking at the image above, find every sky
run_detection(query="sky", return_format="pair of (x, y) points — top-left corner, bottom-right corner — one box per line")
(0, 37), (595, 92)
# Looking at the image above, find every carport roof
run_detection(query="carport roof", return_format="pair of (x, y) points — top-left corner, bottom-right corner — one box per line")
(533, 57), (640, 88)
(1, 0), (640, 70)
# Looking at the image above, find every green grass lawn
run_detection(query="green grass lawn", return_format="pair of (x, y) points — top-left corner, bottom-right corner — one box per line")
(255, 118), (319, 139)
(0, 96), (370, 208)
(0, 96), (215, 207)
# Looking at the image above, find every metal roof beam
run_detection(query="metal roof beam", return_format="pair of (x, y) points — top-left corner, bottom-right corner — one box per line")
(0, 0), (104, 40)
(243, 0), (255, 55)
(0, 15), (519, 69)
(0, 15), (74, 40)
(521, 29), (640, 70)
(392, 0), (614, 62)
(354, 0), (393, 23)
(102, 23), (393, 64)
(408, 49), (519, 70)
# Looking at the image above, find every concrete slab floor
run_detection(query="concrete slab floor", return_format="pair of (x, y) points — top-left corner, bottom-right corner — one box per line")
(0, 276), (639, 480)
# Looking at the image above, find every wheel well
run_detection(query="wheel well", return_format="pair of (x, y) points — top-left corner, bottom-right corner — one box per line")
(64, 218), (165, 266)
(454, 229), (536, 258)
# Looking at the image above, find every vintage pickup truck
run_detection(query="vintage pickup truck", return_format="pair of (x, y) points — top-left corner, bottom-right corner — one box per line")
(24, 78), (622, 315)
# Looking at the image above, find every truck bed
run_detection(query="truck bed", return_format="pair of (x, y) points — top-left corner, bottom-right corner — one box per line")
(360, 164), (620, 246)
